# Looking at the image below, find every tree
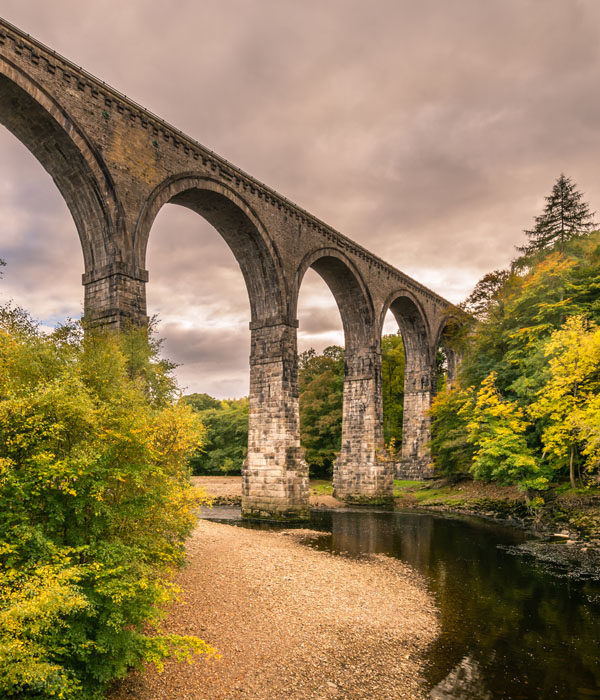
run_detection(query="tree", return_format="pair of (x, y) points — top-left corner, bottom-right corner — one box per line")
(181, 392), (221, 412)
(572, 394), (600, 482)
(529, 315), (600, 487)
(465, 372), (550, 492)
(185, 397), (248, 474)
(381, 332), (405, 449)
(517, 174), (596, 257)
(0, 308), (214, 699)
(460, 269), (511, 321)
(429, 386), (474, 475)
(298, 346), (344, 475)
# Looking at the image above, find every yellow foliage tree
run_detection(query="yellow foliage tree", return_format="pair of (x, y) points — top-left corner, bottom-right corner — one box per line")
(0, 308), (216, 699)
(465, 372), (550, 492)
(530, 315), (600, 487)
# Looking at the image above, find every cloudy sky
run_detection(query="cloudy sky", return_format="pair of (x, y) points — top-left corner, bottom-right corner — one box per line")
(2, 0), (600, 396)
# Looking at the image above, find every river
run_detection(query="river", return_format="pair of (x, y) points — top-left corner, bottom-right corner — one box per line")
(202, 507), (600, 699)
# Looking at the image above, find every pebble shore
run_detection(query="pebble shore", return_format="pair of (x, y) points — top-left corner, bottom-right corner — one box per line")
(107, 518), (438, 700)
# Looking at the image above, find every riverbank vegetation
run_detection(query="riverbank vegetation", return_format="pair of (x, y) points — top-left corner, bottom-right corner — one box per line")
(0, 308), (214, 700)
(182, 176), (600, 503)
(432, 175), (600, 498)
(182, 394), (248, 475)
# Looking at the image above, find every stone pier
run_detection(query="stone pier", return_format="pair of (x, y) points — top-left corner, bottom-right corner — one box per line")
(333, 346), (394, 504)
(397, 353), (436, 480)
(242, 322), (309, 519)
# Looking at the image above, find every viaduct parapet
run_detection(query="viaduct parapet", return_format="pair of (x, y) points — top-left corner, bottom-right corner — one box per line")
(0, 18), (460, 518)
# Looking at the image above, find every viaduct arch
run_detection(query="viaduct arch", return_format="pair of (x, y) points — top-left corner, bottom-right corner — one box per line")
(0, 17), (460, 519)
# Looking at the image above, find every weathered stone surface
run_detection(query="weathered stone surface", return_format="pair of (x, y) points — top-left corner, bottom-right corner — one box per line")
(243, 323), (309, 519)
(334, 347), (394, 504)
(0, 17), (460, 518)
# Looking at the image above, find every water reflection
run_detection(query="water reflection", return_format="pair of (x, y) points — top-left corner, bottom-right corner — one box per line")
(311, 510), (600, 700)
(203, 508), (600, 700)
(430, 655), (492, 700)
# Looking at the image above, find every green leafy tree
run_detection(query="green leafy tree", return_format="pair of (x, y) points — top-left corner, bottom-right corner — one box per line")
(185, 397), (249, 474)
(181, 392), (222, 412)
(465, 372), (550, 492)
(517, 174), (596, 257)
(429, 386), (474, 475)
(299, 346), (344, 476)
(381, 332), (405, 449)
(460, 269), (511, 321)
(0, 308), (215, 700)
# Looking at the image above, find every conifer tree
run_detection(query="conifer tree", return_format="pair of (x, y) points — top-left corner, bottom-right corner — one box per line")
(518, 174), (596, 256)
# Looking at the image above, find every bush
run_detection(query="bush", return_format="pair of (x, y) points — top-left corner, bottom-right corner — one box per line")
(0, 308), (215, 699)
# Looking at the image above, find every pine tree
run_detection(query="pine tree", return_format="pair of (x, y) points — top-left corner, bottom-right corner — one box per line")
(518, 174), (596, 256)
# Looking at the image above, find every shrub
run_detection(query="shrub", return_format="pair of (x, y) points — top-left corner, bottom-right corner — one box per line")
(0, 308), (215, 699)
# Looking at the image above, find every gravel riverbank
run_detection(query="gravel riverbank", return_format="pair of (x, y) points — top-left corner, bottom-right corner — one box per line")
(107, 519), (438, 700)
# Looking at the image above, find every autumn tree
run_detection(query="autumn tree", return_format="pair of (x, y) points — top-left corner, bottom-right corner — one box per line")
(530, 316), (600, 487)
(465, 373), (550, 492)
(429, 386), (474, 475)
(0, 308), (214, 699)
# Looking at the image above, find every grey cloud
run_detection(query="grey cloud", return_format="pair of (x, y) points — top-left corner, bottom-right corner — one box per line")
(4, 0), (600, 395)
(157, 322), (250, 397)
(298, 307), (342, 337)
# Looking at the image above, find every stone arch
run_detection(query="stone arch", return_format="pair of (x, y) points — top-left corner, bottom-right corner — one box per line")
(0, 56), (122, 271)
(294, 249), (390, 504)
(134, 174), (287, 323)
(380, 290), (435, 479)
(379, 289), (432, 358)
(291, 247), (375, 349)
(432, 313), (463, 387)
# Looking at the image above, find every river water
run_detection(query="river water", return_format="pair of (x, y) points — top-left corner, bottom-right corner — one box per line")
(202, 507), (600, 699)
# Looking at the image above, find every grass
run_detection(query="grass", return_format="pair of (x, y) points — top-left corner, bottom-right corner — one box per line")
(393, 479), (458, 504)
(310, 480), (334, 495)
(553, 482), (600, 497)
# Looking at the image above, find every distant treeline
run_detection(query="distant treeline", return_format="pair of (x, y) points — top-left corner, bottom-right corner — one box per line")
(181, 335), (406, 478)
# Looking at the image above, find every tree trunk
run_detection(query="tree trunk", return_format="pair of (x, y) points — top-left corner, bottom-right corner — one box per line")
(569, 443), (576, 489)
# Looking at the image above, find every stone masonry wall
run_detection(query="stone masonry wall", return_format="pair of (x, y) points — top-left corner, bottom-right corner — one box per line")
(333, 348), (394, 503)
(397, 357), (436, 480)
(242, 323), (309, 519)
(82, 263), (149, 327)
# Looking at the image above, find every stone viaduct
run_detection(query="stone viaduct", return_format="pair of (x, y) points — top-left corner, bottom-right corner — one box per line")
(0, 18), (460, 519)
